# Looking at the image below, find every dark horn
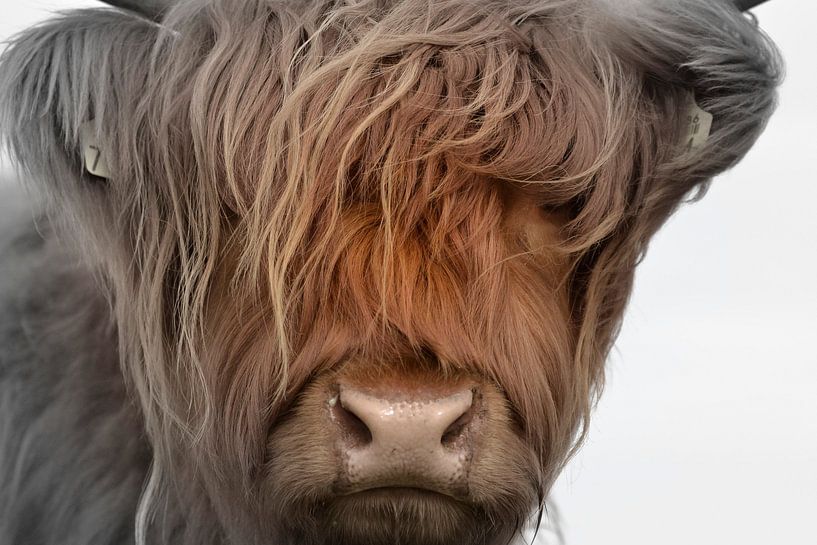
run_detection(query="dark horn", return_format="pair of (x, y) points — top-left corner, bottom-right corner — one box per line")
(736, 0), (771, 11)
(99, 0), (172, 21)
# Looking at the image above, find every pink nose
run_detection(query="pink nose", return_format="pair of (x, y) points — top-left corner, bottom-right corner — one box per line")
(329, 384), (478, 496)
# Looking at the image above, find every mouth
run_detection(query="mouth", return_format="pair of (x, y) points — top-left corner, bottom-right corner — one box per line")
(331, 483), (471, 508)
(336, 485), (467, 505)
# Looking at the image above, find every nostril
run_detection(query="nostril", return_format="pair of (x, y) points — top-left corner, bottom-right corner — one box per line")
(329, 394), (373, 447)
(441, 400), (474, 448)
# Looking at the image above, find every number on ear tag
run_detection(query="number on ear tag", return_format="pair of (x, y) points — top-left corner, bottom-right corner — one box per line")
(79, 122), (111, 179)
(682, 96), (713, 153)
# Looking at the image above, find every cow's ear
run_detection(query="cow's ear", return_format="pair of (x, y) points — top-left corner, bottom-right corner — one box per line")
(607, 0), (782, 225)
(0, 9), (162, 208)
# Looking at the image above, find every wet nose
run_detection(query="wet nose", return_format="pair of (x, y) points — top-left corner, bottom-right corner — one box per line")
(329, 384), (478, 495)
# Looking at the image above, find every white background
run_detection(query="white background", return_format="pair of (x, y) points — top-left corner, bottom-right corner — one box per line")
(1, 2), (815, 544)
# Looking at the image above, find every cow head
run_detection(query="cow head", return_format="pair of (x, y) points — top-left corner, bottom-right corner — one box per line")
(0, 1), (780, 544)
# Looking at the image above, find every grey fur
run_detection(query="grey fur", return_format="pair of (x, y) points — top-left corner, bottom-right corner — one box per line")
(0, 186), (148, 545)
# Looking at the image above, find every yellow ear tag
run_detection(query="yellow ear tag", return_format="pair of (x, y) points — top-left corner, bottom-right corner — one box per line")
(682, 96), (713, 153)
(79, 122), (111, 179)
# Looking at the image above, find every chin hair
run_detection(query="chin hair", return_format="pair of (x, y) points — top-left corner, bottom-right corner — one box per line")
(279, 490), (520, 545)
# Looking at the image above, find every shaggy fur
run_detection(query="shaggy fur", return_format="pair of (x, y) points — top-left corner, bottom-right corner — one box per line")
(0, 1), (781, 544)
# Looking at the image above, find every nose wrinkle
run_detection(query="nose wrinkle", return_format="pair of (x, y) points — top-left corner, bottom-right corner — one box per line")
(337, 386), (474, 494)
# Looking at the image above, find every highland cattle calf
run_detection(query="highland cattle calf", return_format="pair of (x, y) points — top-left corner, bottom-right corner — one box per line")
(0, 0), (780, 544)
